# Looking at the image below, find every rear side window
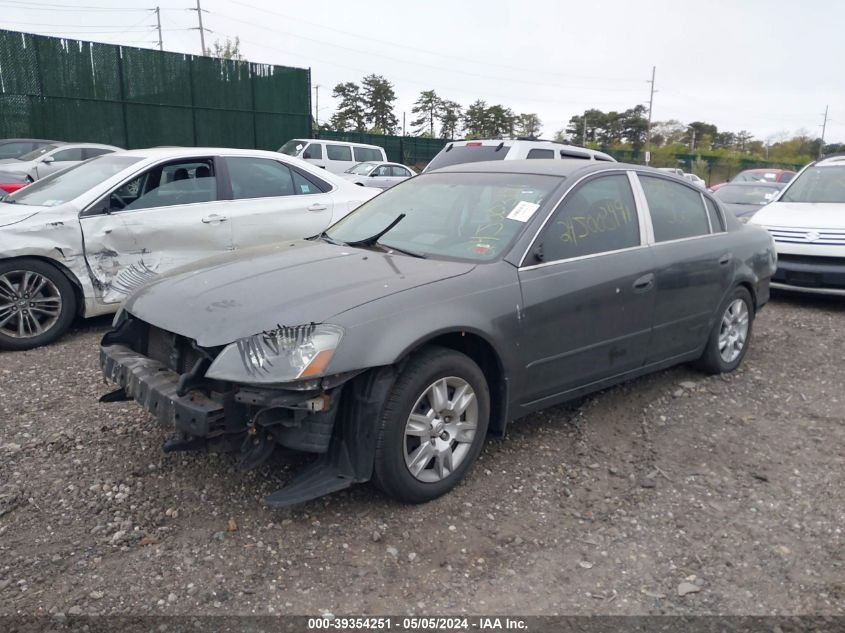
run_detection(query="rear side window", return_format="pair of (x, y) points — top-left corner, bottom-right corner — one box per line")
(227, 157), (295, 199)
(640, 175), (710, 242)
(527, 148), (554, 159)
(84, 147), (114, 159)
(291, 169), (323, 195)
(425, 144), (510, 170)
(52, 148), (84, 161)
(391, 165), (411, 177)
(326, 144), (353, 161)
(303, 143), (322, 159)
(537, 174), (640, 261)
(353, 146), (383, 162)
(704, 197), (724, 231)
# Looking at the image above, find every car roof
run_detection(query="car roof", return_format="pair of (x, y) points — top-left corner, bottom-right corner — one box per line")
(0, 138), (60, 144)
(428, 158), (631, 178)
(116, 147), (286, 159)
(815, 154), (845, 167)
(719, 181), (784, 188)
(290, 138), (384, 150)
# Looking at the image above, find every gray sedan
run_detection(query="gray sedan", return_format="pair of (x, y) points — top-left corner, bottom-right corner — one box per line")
(100, 160), (776, 507)
(339, 161), (416, 189)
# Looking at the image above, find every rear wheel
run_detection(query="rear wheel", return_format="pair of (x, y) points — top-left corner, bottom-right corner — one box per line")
(0, 258), (77, 350)
(372, 347), (490, 503)
(694, 286), (754, 374)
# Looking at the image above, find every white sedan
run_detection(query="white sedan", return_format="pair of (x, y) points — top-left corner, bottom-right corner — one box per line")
(0, 142), (121, 181)
(0, 147), (380, 349)
(340, 161), (416, 189)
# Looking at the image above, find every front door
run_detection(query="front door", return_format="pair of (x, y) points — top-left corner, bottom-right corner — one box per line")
(223, 155), (334, 248)
(516, 172), (656, 406)
(635, 174), (734, 362)
(80, 156), (233, 304)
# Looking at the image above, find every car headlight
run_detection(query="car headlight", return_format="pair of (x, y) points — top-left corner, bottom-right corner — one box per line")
(205, 323), (344, 384)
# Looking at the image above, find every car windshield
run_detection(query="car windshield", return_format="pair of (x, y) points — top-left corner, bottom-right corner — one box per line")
(326, 172), (561, 261)
(346, 162), (377, 175)
(780, 165), (845, 203)
(426, 144), (512, 171)
(278, 140), (306, 156)
(16, 144), (59, 161)
(3, 155), (142, 207)
(714, 184), (781, 205)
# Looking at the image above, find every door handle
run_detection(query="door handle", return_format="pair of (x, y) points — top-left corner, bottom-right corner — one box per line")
(632, 273), (655, 293)
(719, 253), (732, 266)
(201, 214), (228, 224)
(307, 203), (327, 211)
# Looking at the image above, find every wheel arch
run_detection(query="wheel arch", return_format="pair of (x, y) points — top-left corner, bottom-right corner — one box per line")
(0, 254), (86, 316)
(396, 328), (509, 437)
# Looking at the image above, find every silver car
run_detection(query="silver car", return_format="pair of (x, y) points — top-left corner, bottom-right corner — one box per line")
(0, 142), (121, 182)
(340, 161), (416, 189)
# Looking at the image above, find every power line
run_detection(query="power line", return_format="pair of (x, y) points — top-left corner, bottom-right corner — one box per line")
(0, 19), (154, 28)
(225, 0), (645, 85)
(1, 0), (153, 11)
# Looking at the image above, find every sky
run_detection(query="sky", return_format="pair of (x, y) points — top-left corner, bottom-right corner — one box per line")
(1, 0), (843, 143)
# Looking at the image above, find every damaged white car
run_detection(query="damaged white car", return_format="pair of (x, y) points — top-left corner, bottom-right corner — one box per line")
(0, 147), (380, 350)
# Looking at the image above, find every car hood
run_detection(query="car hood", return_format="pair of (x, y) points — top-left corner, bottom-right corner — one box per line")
(750, 201), (845, 228)
(0, 203), (53, 228)
(721, 202), (762, 219)
(124, 240), (477, 347)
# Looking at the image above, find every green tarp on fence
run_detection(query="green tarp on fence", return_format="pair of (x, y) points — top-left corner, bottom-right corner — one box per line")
(0, 30), (311, 149)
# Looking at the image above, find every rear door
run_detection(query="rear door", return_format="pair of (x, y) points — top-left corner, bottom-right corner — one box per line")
(635, 174), (734, 361)
(516, 172), (656, 405)
(223, 155), (335, 248)
(80, 156), (234, 303)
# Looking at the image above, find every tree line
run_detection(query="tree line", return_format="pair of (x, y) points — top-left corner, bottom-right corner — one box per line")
(322, 75), (841, 165)
(324, 75), (543, 139)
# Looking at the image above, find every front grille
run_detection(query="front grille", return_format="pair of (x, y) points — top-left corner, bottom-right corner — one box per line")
(765, 225), (845, 246)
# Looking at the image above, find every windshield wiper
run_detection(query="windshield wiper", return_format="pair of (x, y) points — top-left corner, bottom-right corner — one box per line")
(380, 243), (427, 259)
(346, 213), (406, 247)
(316, 231), (347, 246)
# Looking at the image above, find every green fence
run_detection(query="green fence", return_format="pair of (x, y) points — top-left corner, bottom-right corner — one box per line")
(0, 30), (311, 149)
(317, 130), (451, 167)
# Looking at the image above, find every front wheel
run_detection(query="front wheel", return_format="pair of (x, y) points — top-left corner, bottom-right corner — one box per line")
(0, 258), (77, 350)
(694, 286), (754, 374)
(372, 347), (490, 503)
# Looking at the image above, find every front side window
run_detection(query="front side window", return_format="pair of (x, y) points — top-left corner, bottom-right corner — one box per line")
(353, 147), (383, 162)
(326, 144), (353, 161)
(303, 143), (322, 160)
(227, 157), (295, 199)
(51, 148), (85, 162)
(535, 174), (640, 262)
(527, 148), (554, 159)
(117, 159), (217, 211)
(780, 165), (845, 203)
(640, 175), (710, 242)
(4, 155), (141, 207)
(327, 172), (561, 262)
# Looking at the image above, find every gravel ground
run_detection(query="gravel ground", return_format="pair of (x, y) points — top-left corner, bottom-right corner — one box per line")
(0, 292), (843, 618)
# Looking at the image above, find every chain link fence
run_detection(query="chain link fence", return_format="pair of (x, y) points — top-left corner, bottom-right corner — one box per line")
(0, 29), (311, 149)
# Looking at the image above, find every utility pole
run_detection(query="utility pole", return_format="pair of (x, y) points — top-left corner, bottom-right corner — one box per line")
(155, 6), (163, 51)
(645, 65), (656, 165)
(690, 128), (696, 151)
(190, 0), (208, 55)
(819, 105), (829, 159)
(582, 115), (587, 146)
(314, 84), (320, 128)
(403, 112), (406, 137)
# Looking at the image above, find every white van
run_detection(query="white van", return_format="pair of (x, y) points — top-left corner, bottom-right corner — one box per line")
(279, 139), (387, 174)
(424, 139), (615, 172)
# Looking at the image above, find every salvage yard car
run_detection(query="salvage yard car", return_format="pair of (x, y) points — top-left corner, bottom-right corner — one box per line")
(0, 142), (121, 181)
(750, 154), (845, 295)
(424, 138), (615, 172)
(340, 161), (416, 189)
(0, 148), (379, 350)
(100, 160), (776, 507)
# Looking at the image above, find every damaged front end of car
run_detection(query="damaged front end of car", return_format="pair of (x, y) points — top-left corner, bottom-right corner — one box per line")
(99, 313), (395, 507)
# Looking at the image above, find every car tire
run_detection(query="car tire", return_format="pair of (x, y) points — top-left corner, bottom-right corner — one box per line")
(694, 286), (754, 374)
(372, 346), (490, 504)
(0, 258), (77, 351)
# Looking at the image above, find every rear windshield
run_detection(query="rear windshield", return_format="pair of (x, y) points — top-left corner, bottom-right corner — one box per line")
(17, 144), (59, 161)
(426, 144), (511, 171)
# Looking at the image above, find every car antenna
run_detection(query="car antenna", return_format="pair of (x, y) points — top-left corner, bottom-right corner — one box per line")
(494, 141), (505, 152)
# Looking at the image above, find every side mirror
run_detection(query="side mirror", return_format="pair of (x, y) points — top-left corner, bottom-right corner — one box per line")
(41, 156), (54, 164)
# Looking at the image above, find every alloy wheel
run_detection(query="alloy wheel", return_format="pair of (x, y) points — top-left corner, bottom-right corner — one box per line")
(718, 298), (749, 363)
(403, 376), (478, 483)
(0, 270), (63, 339)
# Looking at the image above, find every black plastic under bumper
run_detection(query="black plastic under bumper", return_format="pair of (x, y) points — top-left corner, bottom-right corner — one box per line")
(101, 343), (225, 437)
(773, 255), (845, 293)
